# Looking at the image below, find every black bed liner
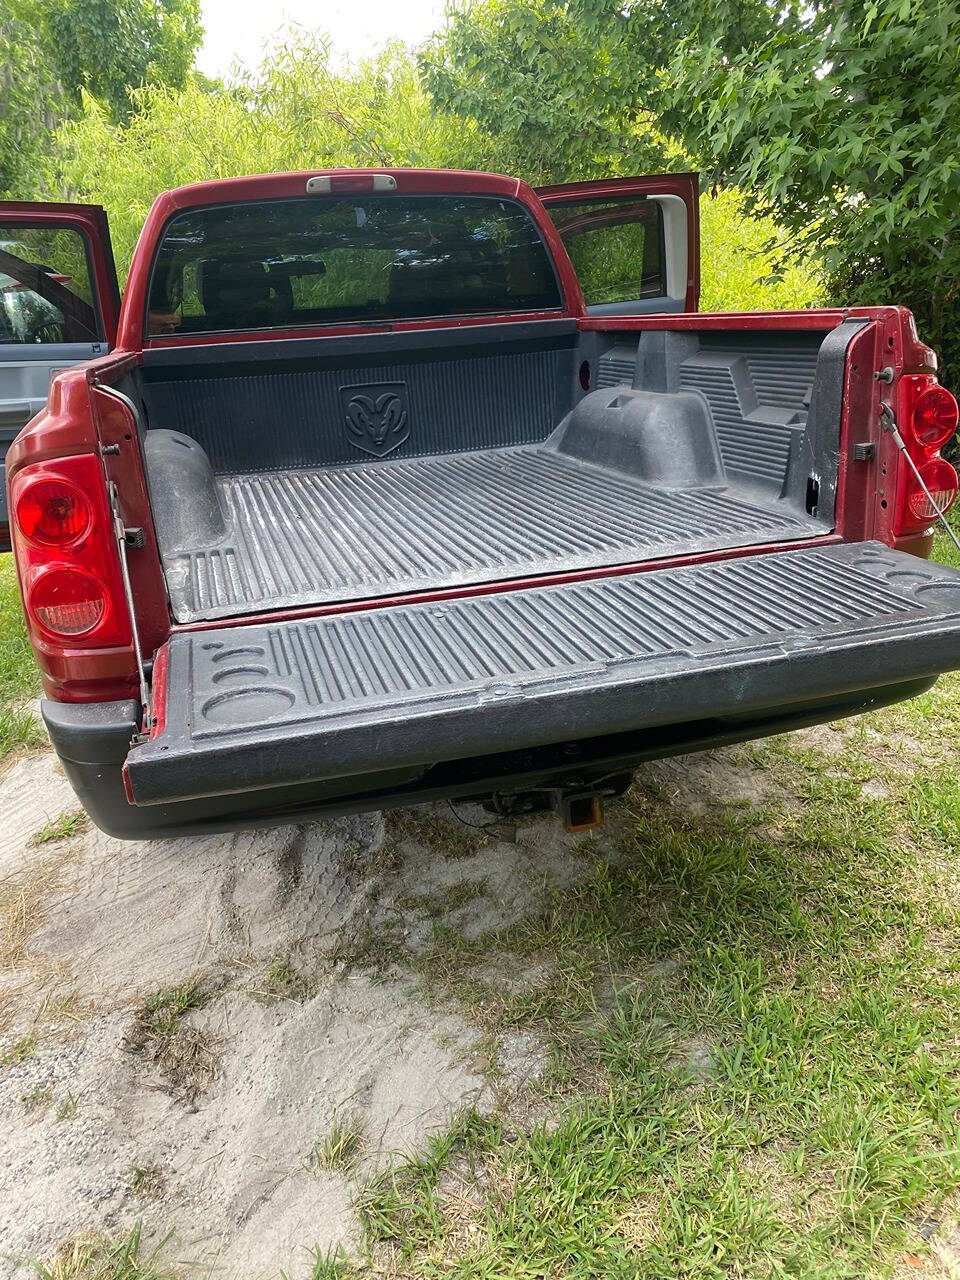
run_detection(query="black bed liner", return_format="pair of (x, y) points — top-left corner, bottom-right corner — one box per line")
(126, 542), (960, 806)
(159, 445), (821, 623)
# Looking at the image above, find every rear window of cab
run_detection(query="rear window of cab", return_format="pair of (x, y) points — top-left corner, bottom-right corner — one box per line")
(146, 195), (564, 337)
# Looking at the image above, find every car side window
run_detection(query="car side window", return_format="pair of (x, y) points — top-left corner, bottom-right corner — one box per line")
(0, 225), (100, 344)
(544, 198), (666, 306)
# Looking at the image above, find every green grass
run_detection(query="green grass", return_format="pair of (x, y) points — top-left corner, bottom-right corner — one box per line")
(20, 1081), (53, 1115)
(128, 1164), (165, 1200)
(309, 1113), (366, 1173)
(124, 977), (221, 1100)
(386, 809), (489, 860)
(356, 1110), (500, 1251)
(0, 1031), (37, 1066)
(29, 810), (89, 847)
(252, 956), (318, 1003)
(281, 1246), (356, 1280)
(395, 879), (489, 917)
(136, 979), (208, 1039)
(343, 529), (960, 1278)
(0, 553), (42, 761)
(56, 1090), (80, 1121)
(353, 737), (960, 1274)
(33, 1223), (174, 1280)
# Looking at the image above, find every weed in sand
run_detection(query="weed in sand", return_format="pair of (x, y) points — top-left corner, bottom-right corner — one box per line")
(125, 978), (220, 1101)
(138, 979), (206, 1038)
(386, 808), (488, 860)
(33, 1222), (174, 1280)
(1, 1031), (37, 1066)
(395, 878), (489, 917)
(21, 1081), (53, 1116)
(309, 1113), (365, 1173)
(29, 810), (89, 847)
(129, 1164), (165, 1201)
(45, 992), (85, 1024)
(0, 705), (46, 761)
(1, 852), (76, 972)
(280, 1244), (354, 1280)
(253, 956), (317, 1003)
(328, 920), (406, 978)
(342, 840), (403, 880)
(56, 1090), (80, 1121)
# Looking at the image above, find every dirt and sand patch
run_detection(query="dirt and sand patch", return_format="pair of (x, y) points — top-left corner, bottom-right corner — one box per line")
(1, 716), (952, 1278)
(0, 755), (601, 1278)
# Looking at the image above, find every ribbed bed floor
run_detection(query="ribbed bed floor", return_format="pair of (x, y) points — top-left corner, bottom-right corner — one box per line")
(161, 445), (823, 623)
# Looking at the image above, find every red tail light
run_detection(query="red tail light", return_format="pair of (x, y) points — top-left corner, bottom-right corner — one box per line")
(10, 454), (130, 650)
(16, 478), (92, 546)
(893, 374), (959, 537)
(911, 384), (959, 451)
(905, 458), (958, 523)
(30, 568), (106, 637)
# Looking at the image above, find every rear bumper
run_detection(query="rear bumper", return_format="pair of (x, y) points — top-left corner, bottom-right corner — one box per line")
(42, 677), (938, 839)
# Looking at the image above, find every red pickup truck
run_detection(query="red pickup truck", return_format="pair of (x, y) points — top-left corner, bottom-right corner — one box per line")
(3, 168), (960, 838)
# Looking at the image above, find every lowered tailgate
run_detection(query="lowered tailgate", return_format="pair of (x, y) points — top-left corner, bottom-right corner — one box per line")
(126, 542), (960, 806)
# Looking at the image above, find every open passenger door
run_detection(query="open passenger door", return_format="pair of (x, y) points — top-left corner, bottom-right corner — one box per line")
(535, 173), (699, 315)
(0, 202), (120, 551)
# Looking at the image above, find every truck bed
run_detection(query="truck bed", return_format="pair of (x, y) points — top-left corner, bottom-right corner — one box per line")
(157, 443), (820, 623)
(135, 322), (852, 623)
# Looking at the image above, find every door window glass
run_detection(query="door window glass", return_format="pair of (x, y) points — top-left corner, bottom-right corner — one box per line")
(0, 225), (99, 344)
(545, 198), (665, 305)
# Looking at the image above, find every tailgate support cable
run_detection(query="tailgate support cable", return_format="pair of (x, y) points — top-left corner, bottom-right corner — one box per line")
(108, 479), (150, 719)
(879, 402), (960, 555)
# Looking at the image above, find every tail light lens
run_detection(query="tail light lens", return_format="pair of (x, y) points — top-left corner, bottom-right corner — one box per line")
(893, 374), (959, 537)
(906, 458), (959, 523)
(16, 478), (92, 546)
(9, 454), (130, 650)
(912, 385), (959, 451)
(30, 568), (106, 636)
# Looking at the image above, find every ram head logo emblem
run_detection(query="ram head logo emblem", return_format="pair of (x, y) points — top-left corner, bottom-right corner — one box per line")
(340, 383), (410, 457)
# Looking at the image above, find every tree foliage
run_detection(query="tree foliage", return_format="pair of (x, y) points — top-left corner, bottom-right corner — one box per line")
(52, 30), (822, 315)
(55, 35), (498, 275)
(699, 189), (823, 314)
(420, 0), (779, 183)
(0, 0), (202, 196)
(425, 0), (960, 381)
(662, 0), (960, 382)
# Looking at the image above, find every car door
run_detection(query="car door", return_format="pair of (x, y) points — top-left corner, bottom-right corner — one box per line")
(0, 202), (120, 552)
(535, 173), (700, 316)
